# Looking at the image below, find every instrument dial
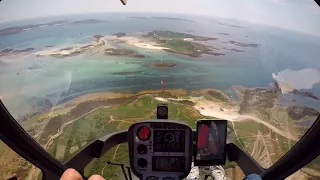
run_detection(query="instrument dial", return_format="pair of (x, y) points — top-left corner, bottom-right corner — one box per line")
(137, 158), (148, 168)
(165, 132), (174, 142)
(137, 144), (147, 154)
(137, 126), (151, 141)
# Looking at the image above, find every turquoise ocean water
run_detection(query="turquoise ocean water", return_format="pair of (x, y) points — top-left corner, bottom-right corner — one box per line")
(0, 13), (319, 118)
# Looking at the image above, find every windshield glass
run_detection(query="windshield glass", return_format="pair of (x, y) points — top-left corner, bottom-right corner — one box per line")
(1, 0), (320, 179)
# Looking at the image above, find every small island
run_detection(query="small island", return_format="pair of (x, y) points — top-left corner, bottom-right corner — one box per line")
(274, 82), (319, 101)
(126, 17), (149, 19)
(104, 48), (144, 58)
(149, 62), (176, 68)
(228, 41), (260, 48)
(0, 48), (35, 57)
(213, 22), (243, 28)
(70, 19), (104, 25)
(112, 71), (143, 75)
(222, 48), (245, 52)
(0, 19), (105, 36)
(287, 106), (319, 120)
(292, 89), (319, 100)
(151, 17), (195, 23)
(112, 33), (126, 38)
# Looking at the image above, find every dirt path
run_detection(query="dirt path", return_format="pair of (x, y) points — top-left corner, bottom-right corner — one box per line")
(101, 144), (121, 176)
(238, 114), (298, 141)
(231, 121), (246, 150)
(44, 106), (110, 151)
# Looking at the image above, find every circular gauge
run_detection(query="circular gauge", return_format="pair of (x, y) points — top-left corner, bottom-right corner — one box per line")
(137, 144), (147, 154)
(137, 158), (148, 168)
(165, 132), (174, 142)
(146, 176), (159, 180)
(163, 177), (174, 180)
(137, 126), (151, 141)
(157, 106), (168, 116)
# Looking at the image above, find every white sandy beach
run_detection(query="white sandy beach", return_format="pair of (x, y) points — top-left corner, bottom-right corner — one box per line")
(155, 96), (299, 140)
(33, 35), (168, 57)
(155, 96), (243, 122)
(106, 35), (169, 50)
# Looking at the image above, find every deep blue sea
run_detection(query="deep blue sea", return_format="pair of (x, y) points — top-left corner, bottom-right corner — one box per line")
(0, 13), (319, 118)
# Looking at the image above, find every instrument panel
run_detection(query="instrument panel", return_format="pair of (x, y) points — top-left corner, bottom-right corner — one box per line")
(128, 121), (192, 180)
(152, 156), (185, 172)
(153, 130), (185, 152)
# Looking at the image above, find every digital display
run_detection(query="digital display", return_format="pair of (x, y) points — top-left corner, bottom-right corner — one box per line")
(153, 130), (185, 152)
(152, 156), (185, 172)
(195, 120), (227, 166)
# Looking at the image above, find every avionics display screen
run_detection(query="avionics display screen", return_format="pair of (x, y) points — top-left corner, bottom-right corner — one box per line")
(195, 120), (227, 166)
(152, 156), (185, 172)
(153, 130), (185, 152)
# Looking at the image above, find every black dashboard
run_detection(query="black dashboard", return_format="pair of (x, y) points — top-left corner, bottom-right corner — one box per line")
(153, 130), (185, 152)
(152, 156), (185, 172)
(128, 121), (193, 180)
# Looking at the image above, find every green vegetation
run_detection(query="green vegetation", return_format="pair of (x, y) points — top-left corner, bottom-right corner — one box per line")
(49, 94), (210, 179)
(167, 99), (195, 106)
(230, 120), (296, 166)
(1, 87), (318, 179)
(206, 90), (229, 102)
(162, 40), (213, 57)
(84, 143), (130, 179)
(104, 48), (145, 58)
(144, 30), (224, 57)
(38, 95), (140, 145)
(0, 141), (39, 180)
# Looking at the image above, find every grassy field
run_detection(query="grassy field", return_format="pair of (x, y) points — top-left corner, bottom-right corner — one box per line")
(0, 141), (41, 180)
(162, 40), (212, 57)
(48, 95), (210, 179)
(1, 88), (319, 179)
(229, 120), (297, 168)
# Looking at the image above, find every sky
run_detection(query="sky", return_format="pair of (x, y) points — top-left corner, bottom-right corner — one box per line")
(0, 0), (319, 35)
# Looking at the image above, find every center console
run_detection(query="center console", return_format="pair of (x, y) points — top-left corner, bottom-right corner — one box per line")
(128, 120), (193, 180)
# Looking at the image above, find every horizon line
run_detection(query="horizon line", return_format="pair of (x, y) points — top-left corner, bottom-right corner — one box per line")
(0, 11), (319, 38)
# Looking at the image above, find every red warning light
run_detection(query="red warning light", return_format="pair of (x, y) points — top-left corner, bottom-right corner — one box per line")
(137, 126), (151, 141)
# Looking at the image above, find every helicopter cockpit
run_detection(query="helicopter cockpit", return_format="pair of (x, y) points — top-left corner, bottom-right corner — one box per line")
(1, 102), (320, 180)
